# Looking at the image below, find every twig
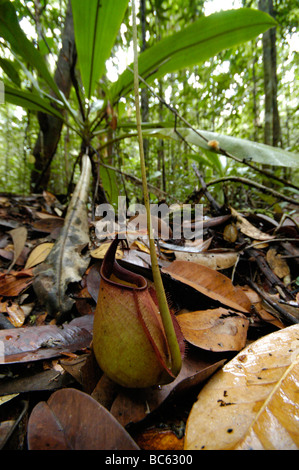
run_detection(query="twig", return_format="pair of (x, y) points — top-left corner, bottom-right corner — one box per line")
(191, 163), (222, 215)
(96, 132), (138, 153)
(246, 278), (299, 325)
(206, 176), (299, 206)
(247, 248), (293, 301)
(245, 238), (299, 250)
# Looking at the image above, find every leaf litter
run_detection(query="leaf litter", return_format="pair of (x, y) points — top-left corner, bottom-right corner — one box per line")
(0, 188), (298, 450)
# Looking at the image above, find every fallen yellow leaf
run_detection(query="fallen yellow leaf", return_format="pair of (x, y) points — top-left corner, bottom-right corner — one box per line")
(25, 242), (54, 269)
(91, 242), (123, 260)
(184, 324), (299, 450)
(177, 308), (249, 352)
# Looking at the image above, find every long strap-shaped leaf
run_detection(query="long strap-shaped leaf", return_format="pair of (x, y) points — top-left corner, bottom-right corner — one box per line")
(71, 0), (129, 100)
(0, 0), (60, 97)
(4, 84), (64, 120)
(111, 8), (277, 101)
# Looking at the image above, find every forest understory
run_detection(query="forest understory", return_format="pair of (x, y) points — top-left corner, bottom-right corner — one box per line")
(0, 184), (298, 450)
(0, 0), (298, 453)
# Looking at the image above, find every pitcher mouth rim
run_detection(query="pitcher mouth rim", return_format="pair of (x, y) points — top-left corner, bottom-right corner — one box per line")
(100, 238), (147, 291)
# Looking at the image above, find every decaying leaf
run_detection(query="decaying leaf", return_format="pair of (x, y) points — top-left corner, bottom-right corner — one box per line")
(109, 350), (225, 427)
(24, 243), (54, 269)
(8, 226), (28, 272)
(27, 388), (139, 450)
(33, 155), (92, 320)
(5, 301), (26, 327)
(177, 308), (249, 352)
(241, 285), (284, 328)
(231, 207), (275, 241)
(174, 251), (238, 270)
(159, 238), (211, 254)
(134, 428), (184, 450)
(162, 260), (252, 313)
(0, 270), (33, 297)
(184, 324), (299, 450)
(0, 314), (93, 364)
(0, 298), (30, 328)
(32, 217), (64, 235)
(0, 367), (73, 397)
(266, 247), (290, 280)
(90, 241), (123, 260)
(0, 394), (19, 406)
(130, 240), (151, 254)
(223, 223), (238, 243)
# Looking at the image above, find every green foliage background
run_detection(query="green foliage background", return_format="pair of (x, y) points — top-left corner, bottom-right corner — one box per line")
(0, 0), (298, 210)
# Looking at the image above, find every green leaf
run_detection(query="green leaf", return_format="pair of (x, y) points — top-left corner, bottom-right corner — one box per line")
(143, 127), (299, 168)
(100, 165), (119, 207)
(0, 57), (21, 87)
(71, 0), (129, 100)
(110, 8), (277, 101)
(185, 152), (224, 176)
(4, 83), (63, 120)
(0, 0), (60, 96)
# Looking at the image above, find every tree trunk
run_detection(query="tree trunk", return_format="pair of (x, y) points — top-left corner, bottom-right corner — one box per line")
(258, 0), (282, 147)
(31, 0), (76, 192)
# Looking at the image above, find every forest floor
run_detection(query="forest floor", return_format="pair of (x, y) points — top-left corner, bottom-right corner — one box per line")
(0, 191), (298, 451)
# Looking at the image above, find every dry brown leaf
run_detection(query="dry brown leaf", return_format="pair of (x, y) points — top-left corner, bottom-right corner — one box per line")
(8, 227), (27, 271)
(25, 243), (54, 269)
(174, 251), (238, 270)
(266, 247), (290, 279)
(241, 285), (284, 329)
(0, 314), (93, 364)
(177, 308), (249, 352)
(5, 302), (26, 327)
(109, 350), (225, 428)
(90, 242), (123, 260)
(162, 260), (251, 313)
(130, 240), (151, 254)
(27, 388), (139, 450)
(184, 324), (299, 450)
(0, 270), (33, 297)
(32, 217), (64, 234)
(231, 207), (275, 241)
(223, 223), (238, 243)
(134, 428), (184, 450)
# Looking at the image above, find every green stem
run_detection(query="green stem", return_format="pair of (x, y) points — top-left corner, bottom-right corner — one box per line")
(131, 0), (181, 377)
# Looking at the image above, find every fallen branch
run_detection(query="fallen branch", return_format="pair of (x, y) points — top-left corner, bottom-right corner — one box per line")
(246, 278), (299, 325)
(191, 163), (222, 215)
(247, 248), (294, 301)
